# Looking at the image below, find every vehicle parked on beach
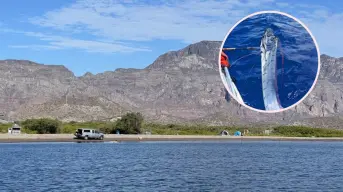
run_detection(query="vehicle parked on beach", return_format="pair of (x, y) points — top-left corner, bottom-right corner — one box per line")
(74, 128), (104, 140)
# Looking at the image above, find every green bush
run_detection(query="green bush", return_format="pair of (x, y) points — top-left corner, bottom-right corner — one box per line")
(99, 123), (116, 134)
(60, 121), (108, 133)
(272, 126), (343, 137)
(21, 118), (61, 134)
(114, 112), (144, 134)
(143, 123), (227, 135)
(0, 123), (12, 133)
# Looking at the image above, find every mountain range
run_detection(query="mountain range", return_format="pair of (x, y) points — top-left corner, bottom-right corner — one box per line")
(0, 41), (342, 128)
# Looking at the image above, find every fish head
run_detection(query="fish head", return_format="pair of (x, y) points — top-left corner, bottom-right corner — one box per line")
(261, 28), (277, 52)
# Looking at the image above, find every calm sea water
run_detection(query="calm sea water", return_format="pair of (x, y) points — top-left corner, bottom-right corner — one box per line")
(1, 141), (343, 192)
(223, 13), (318, 110)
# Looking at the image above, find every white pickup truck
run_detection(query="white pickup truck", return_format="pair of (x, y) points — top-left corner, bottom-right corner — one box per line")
(74, 128), (104, 140)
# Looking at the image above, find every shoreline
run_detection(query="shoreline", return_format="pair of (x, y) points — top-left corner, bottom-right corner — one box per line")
(1, 134), (343, 143)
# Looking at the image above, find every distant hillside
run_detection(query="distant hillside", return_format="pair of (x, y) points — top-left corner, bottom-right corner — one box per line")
(0, 41), (342, 128)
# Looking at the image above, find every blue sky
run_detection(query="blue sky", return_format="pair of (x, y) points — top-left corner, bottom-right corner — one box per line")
(0, 0), (342, 76)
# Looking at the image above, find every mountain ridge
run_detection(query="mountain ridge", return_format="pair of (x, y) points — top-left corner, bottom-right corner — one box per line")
(0, 41), (342, 128)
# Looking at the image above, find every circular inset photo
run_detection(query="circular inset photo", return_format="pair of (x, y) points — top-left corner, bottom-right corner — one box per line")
(219, 11), (320, 113)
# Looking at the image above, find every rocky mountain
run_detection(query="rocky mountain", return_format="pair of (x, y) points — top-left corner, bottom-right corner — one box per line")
(0, 41), (342, 128)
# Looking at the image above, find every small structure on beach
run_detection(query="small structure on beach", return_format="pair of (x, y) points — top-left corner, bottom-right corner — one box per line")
(144, 131), (152, 135)
(220, 130), (229, 136)
(8, 124), (21, 134)
(264, 129), (272, 135)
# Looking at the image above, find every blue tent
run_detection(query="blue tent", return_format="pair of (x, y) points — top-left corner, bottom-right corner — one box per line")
(234, 131), (241, 136)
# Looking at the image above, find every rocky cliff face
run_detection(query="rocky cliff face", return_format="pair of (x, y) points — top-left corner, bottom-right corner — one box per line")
(0, 41), (342, 128)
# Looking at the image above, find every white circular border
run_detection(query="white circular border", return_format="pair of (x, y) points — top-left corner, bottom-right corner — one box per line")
(218, 10), (321, 114)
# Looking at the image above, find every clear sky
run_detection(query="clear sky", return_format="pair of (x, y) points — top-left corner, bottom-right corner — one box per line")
(0, 0), (342, 76)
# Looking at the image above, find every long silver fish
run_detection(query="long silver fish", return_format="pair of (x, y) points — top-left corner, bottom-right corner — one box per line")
(260, 28), (282, 111)
(222, 67), (244, 104)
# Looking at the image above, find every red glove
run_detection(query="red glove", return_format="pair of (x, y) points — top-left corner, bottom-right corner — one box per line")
(221, 51), (230, 68)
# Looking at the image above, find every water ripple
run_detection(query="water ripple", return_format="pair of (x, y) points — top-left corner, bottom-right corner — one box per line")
(1, 142), (343, 191)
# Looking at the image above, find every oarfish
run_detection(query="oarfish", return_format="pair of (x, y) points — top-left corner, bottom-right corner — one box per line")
(260, 28), (282, 111)
(222, 66), (244, 104)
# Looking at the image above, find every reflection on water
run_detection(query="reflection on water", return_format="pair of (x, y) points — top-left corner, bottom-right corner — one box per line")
(1, 141), (343, 191)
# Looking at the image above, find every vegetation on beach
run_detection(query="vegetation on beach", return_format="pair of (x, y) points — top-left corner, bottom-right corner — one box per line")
(1, 112), (144, 134)
(1, 113), (343, 137)
(142, 123), (262, 135)
(142, 124), (343, 137)
(272, 126), (343, 137)
(21, 118), (61, 134)
(114, 112), (144, 134)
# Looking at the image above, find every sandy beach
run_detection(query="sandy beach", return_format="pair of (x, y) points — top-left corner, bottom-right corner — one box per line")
(1, 134), (343, 143)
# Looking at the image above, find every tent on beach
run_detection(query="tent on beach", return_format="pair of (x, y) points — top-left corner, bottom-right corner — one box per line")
(220, 130), (229, 136)
(234, 131), (241, 136)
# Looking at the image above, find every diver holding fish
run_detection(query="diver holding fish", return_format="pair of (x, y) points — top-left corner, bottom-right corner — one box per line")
(220, 28), (283, 111)
(220, 51), (237, 83)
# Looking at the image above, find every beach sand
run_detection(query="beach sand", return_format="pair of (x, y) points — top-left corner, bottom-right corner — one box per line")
(1, 134), (343, 143)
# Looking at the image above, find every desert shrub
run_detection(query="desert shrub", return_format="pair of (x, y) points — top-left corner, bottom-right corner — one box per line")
(272, 126), (343, 137)
(21, 118), (61, 134)
(114, 112), (144, 134)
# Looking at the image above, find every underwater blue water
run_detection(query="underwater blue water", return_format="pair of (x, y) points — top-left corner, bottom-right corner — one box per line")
(223, 13), (318, 110)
